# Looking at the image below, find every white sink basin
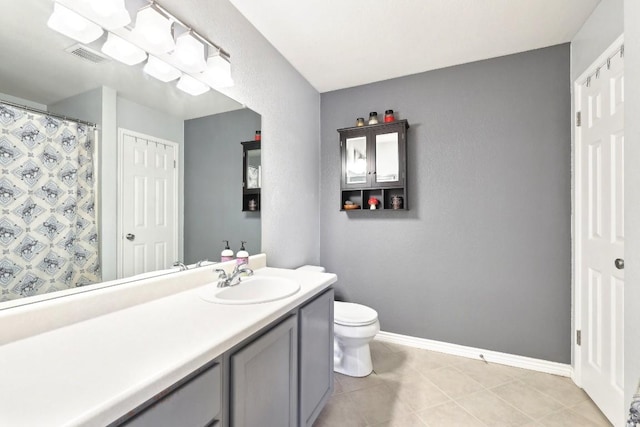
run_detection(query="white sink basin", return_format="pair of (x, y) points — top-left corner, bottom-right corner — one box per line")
(199, 276), (301, 304)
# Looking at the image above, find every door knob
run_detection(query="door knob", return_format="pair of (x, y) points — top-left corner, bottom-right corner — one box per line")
(614, 258), (624, 270)
(126, 233), (135, 241)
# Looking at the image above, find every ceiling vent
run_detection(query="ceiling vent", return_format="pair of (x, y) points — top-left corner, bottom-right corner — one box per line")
(64, 44), (109, 64)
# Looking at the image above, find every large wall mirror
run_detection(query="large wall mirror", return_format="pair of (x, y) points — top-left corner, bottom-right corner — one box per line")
(0, 0), (261, 308)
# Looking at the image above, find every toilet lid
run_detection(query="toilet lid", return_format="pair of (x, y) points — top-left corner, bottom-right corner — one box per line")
(334, 301), (378, 326)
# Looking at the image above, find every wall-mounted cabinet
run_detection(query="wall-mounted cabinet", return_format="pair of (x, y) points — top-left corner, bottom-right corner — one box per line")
(339, 120), (409, 211)
(241, 140), (261, 212)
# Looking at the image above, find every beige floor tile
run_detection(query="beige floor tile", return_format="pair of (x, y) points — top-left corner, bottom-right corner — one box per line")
(313, 394), (368, 427)
(405, 348), (448, 373)
(457, 390), (533, 426)
(519, 371), (589, 407)
(369, 412), (428, 427)
(335, 371), (387, 393)
(456, 359), (519, 388)
(421, 366), (485, 398)
(346, 384), (412, 425)
(569, 400), (613, 426)
(386, 373), (451, 411)
(538, 408), (604, 427)
(416, 401), (486, 427)
(373, 351), (417, 380)
(422, 350), (470, 367)
(491, 380), (564, 419)
(371, 340), (396, 359)
(333, 375), (344, 395)
(375, 340), (411, 354)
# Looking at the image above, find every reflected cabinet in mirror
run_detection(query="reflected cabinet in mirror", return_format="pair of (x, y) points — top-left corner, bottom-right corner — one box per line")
(0, 1), (262, 307)
(339, 120), (409, 211)
(241, 140), (261, 212)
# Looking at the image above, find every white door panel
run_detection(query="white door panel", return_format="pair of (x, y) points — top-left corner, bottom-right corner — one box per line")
(576, 46), (624, 427)
(119, 130), (178, 278)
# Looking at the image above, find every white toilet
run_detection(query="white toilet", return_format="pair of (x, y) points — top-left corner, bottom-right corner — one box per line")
(297, 265), (380, 377)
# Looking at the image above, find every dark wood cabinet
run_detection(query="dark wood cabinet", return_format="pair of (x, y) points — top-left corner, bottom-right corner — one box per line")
(339, 120), (409, 211)
(241, 140), (261, 212)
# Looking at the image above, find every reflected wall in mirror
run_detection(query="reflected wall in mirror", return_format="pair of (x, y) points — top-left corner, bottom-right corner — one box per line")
(184, 109), (262, 263)
(0, 0), (261, 307)
(345, 136), (367, 184)
(375, 132), (399, 183)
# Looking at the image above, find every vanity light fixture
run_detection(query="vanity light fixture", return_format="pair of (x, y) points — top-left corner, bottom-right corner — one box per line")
(172, 32), (207, 74)
(101, 32), (148, 65)
(47, 0), (233, 96)
(57, 0), (131, 30)
(131, 5), (175, 54)
(201, 53), (234, 88)
(176, 74), (210, 96)
(144, 55), (181, 82)
(47, 2), (103, 44)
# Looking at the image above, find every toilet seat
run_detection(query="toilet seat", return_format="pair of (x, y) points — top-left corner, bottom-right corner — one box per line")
(334, 301), (378, 326)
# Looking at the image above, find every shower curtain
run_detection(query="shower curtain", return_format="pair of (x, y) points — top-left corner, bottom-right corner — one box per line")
(0, 103), (100, 302)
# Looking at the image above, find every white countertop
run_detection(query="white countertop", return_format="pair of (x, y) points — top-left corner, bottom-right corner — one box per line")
(0, 264), (336, 426)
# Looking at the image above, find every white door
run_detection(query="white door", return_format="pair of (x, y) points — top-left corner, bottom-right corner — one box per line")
(575, 40), (624, 427)
(118, 129), (178, 278)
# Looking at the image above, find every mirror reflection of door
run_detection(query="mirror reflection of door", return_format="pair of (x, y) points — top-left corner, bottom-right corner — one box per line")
(118, 129), (179, 278)
(375, 132), (399, 183)
(345, 136), (367, 184)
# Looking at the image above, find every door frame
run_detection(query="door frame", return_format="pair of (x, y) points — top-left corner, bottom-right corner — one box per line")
(572, 33), (624, 387)
(116, 128), (180, 279)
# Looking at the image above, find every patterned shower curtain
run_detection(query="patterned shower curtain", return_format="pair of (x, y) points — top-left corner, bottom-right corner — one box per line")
(0, 103), (100, 302)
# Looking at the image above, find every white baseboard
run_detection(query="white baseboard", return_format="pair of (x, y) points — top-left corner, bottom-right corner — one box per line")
(375, 331), (573, 378)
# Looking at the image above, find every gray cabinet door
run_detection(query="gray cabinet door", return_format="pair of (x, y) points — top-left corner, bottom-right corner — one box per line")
(230, 314), (298, 427)
(120, 362), (221, 427)
(299, 289), (334, 426)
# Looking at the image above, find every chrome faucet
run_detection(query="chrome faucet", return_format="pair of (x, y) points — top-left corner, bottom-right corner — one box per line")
(196, 259), (212, 267)
(173, 261), (188, 271)
(215, 264), (254, 287)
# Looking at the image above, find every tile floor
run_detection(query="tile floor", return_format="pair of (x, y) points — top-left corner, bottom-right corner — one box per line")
(314, 340), (613, 427)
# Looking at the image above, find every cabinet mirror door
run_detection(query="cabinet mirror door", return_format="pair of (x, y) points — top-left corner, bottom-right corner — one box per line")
(375, 132), (399, 183)
(246, 147), (261, 189)
(345, 136), (368, 184)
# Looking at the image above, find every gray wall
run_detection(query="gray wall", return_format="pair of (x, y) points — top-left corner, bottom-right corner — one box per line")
(187, 0), (321, 268)
(184, 108), (261, 263)
(320, 44), (571, 363)
(625, 0), (640, 410)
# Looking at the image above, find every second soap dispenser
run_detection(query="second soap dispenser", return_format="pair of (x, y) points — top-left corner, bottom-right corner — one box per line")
(236, 241), (249, 266)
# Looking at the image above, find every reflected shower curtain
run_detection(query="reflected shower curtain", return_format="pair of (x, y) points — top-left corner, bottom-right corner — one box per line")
(0, 103), (100, 302)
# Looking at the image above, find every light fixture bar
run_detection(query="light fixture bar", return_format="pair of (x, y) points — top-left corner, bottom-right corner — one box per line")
(149, 1), (231, 60)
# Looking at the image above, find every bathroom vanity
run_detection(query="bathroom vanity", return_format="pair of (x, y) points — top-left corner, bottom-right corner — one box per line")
(0, 256), (336, 427)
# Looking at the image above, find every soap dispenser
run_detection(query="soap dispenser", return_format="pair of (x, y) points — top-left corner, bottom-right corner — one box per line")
(236, 241), (249, 266)
(221, 240), (234, 262)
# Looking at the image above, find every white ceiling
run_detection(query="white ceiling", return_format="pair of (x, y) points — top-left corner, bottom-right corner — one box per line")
(229, 0), (600, 93)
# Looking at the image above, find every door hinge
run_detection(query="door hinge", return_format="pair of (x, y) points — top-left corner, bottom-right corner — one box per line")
(173, 160), (176, 169)
(576, 111), (582, 127)
(576, 330), (581, 346)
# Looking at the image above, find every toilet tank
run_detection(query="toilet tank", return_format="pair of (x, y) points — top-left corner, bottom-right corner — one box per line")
(296, 265), (326, 273)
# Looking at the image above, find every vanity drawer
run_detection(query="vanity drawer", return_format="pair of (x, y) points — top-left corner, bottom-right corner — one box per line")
(120, 362), (221, 427)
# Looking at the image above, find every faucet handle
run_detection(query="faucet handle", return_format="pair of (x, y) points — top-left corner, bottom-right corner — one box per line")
(214, 268), (228, 279)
